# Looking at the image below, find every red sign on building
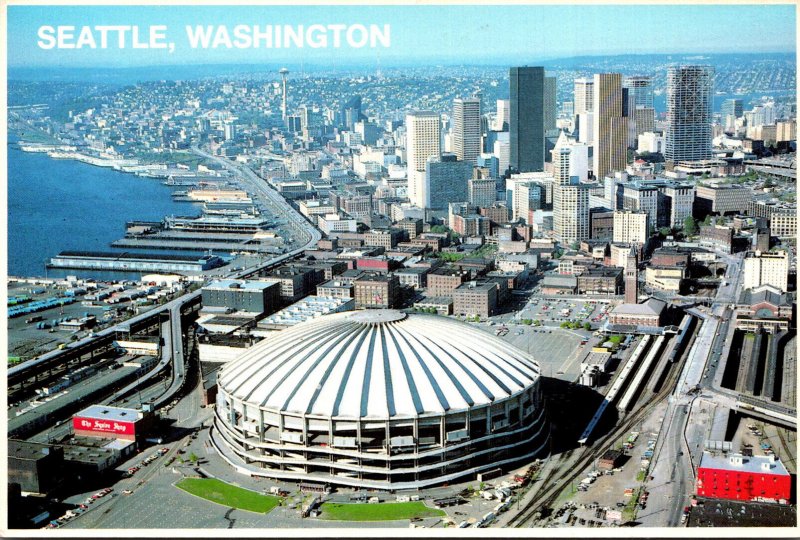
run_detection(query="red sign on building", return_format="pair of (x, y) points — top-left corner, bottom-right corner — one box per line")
(72, 417), (135, 437)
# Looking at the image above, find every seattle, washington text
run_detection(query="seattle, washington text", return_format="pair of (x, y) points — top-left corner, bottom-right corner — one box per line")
(37, 24), (392, 51)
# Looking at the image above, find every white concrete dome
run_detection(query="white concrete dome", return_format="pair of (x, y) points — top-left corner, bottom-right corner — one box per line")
(212, 309), (549, 490)
(218, 309), (541, 419)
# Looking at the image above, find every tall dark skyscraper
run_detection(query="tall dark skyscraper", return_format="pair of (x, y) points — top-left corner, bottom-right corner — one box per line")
(509, 66), (545, 173)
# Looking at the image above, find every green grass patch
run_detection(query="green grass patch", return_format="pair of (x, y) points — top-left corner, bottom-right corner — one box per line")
(319, 501), (445, 521)
(175, 478), (279, 514)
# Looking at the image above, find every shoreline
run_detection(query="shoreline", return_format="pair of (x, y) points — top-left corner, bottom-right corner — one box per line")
(11, 128), (220, 181)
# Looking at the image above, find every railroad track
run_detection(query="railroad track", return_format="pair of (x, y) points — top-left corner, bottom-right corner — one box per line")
(507, 356), (682, 527)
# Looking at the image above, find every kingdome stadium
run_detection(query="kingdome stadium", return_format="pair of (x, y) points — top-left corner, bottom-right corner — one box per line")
(211, 309), (550, 490)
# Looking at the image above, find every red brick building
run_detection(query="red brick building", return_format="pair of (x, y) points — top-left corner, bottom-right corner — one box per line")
(696, 452), (792, 504)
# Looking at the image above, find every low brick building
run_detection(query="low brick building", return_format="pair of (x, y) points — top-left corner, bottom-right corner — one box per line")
(452, 280), (499, 318)
(608, 297), (666, 327)
(577, 267), (623, 295)
(427, 267), (470, 297)
(353, 274), (401, 309)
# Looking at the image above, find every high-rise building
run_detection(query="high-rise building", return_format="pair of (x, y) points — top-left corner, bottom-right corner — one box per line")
(341, 95), (365, 130)
(468, 178), (497, 208)
(624, 246), (639, 304)
(509, 66), (545, 173)
(553, 182), (590, 246)
(721, 98), (743, 120)
(624, 76), (656, 148)
(593, 73), (628, 179)
(452, 97), (482, 166)
(776, 120), (796, 142)
(574, 78), (594, 115)
(665, 66), (714, 162)
(553, 135), (591, 245)
(552, 135), (572, 187)
(494, 132), (510, 177)
(621, 182), (659, 231)
(544, 76), (558, 133)
(512, 181), (543, 222)
(574, 78), (595, 145)
(658, 181), (695, 229)
(223, 123), (237, 140)
(743, 250), (789, 292)
(495, 99), (510, 131)
(424, 153), (472, 210)
(406, 111), (441, 208)
(624, 76), (654, 109)
(553, 131), (590, 182)
(613, 210), (649, 244)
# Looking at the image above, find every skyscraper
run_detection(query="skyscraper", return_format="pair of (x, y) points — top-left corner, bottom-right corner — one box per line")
(623, 76), (656, 148)
(552, 138), (590, 245)
(721, 98), (743, 120)
(573, 78), (594, 144)
(341, 95), (365, 130)
(468, 178), (497, 208)
(509, 66), (545, 173)
(424, 154), (472, 210)
(553, 182), (590, 246)
(495, 99), (510, 131)
(406, 111), (441, 208)
(623, 76), (654, 109)
(665, 66), (714, 162)
(573, 78), (594, 115)
(452, 97), (482, 166)
(592, 73), (628, 179)
(544, 76), (557, 132)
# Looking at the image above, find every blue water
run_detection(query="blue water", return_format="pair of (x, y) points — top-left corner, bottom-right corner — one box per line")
(652, 91), (795, 115)
(8, 132), (202, 278)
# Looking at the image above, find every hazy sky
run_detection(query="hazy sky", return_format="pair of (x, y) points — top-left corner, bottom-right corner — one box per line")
(8, 4), (797, 68)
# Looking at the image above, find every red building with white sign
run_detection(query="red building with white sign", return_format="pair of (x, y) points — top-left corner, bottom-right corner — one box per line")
(72, 405), (148, 442)
(697, 452), (792, 504)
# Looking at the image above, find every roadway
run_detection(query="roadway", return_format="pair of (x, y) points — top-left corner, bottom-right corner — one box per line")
(638, 251), (744, 526)
(190, 145), (321, 250)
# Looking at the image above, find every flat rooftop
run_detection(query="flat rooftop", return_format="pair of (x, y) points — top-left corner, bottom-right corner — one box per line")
(699, 452), (790, 476)
(204, 279), (278, 292)
(76, 404), (141, 423)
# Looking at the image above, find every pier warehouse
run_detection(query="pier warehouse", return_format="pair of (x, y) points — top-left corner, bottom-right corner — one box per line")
(48, 251), (224, 273)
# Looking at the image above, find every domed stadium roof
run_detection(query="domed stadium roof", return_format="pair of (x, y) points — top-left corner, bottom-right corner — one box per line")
(218, 310), (540, 419)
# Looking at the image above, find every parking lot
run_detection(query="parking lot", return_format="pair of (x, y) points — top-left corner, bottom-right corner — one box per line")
(478, 324), (595, 382)
(516, 296), (615, 327)
(543, 417), (664, 528)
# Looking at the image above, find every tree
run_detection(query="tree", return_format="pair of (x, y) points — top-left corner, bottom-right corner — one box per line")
(659, 227), (672, 237)
(683, 216), (698, 236)
(583, 322), (591, 330)
(188, 452), (199, 464)
(702, 214), (713, 226)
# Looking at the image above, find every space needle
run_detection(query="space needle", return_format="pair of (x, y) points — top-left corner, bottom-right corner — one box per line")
(279, 67), (289, 121)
